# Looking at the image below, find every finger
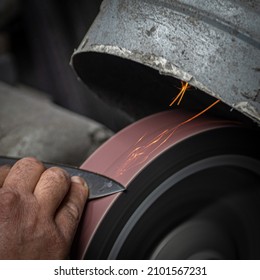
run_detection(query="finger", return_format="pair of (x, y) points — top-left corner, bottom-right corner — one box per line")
(0, 165), (11, 187)
(3, 157), (45, 192)
(34, 167), (70, 217)
(55, 176), (88, 243)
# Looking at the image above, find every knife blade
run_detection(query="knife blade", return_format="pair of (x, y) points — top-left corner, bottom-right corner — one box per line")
(0, 157), (125, 200)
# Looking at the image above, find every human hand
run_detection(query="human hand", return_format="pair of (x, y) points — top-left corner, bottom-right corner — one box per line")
(0, 157), (88, 259)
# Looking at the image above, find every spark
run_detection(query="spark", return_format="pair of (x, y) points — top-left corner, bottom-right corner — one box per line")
(178, 99), (221, 126)
(117, 99), (221, 177)
(169, 81), (190, 106)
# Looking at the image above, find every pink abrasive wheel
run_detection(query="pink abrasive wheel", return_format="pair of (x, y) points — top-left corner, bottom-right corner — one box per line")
(72, 110), (260, 260)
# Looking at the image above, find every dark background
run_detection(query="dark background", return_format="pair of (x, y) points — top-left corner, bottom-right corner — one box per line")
(0, 0), (130, 131)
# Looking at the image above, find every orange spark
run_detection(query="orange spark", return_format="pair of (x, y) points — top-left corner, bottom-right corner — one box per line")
(117, 99), (221, 177)
(169, 81), (190, 106)
(178, 99), (221, 126)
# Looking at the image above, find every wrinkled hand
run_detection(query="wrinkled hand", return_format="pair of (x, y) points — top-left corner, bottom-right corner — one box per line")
(0, 157), (88, 259)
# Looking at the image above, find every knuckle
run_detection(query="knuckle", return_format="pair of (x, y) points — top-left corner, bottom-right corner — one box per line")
(0, 190), (20, 219)
(18, 157), (45, 170)
(45, 167), (69, 183)
(21, 157), (40, 164)
(0, 189), (20, 207)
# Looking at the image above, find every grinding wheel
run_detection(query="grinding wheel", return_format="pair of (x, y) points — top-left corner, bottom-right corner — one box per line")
(72, 110), (260, 259)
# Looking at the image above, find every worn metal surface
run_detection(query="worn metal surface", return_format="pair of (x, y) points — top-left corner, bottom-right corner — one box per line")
(72, 0), (260, 123)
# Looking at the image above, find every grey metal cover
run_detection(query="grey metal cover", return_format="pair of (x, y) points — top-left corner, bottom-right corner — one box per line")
(72, 0), (260, 123)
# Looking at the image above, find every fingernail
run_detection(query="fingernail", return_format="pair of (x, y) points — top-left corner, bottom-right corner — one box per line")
(71, 176), (88, 188)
